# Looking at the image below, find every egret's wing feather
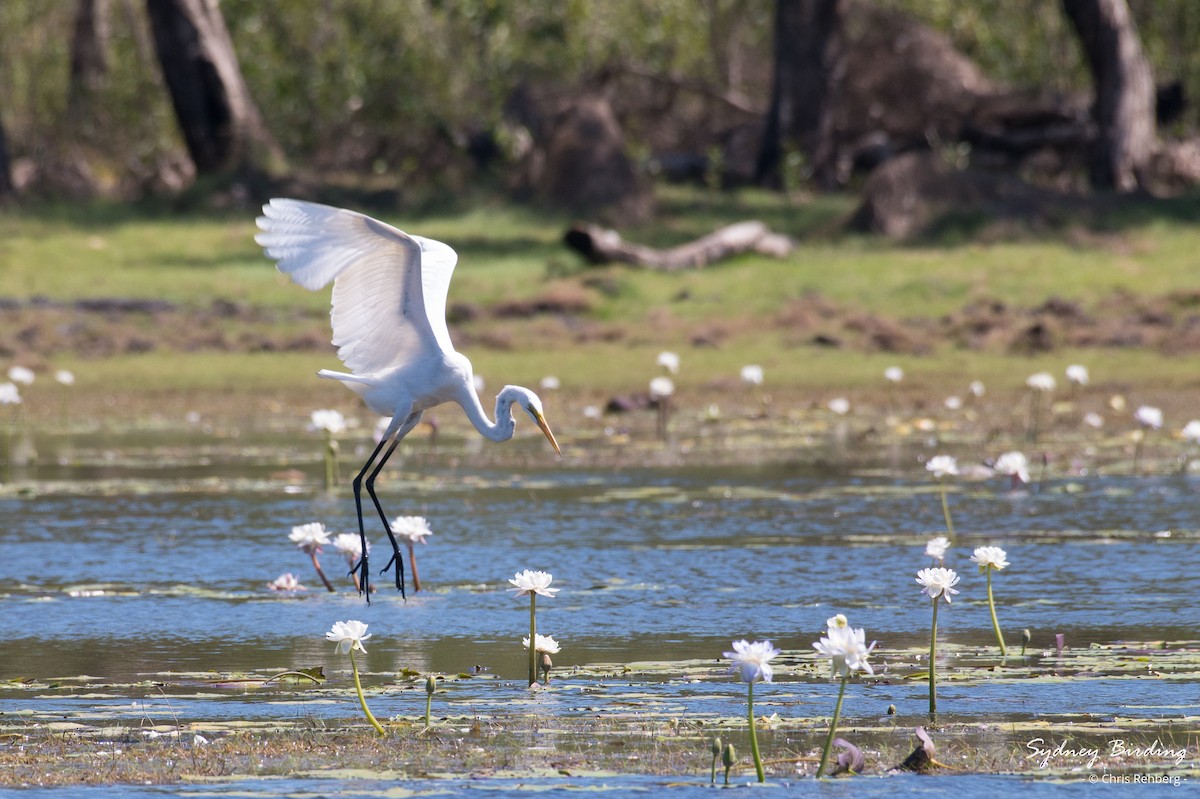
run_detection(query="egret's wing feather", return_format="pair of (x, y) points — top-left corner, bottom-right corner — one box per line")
(256, 198), (459, 376)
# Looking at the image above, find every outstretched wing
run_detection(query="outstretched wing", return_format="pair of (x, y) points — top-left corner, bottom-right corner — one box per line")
(255, 198), (458, 376)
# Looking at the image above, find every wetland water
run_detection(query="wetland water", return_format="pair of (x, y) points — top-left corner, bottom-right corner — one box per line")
(1, 422), (1198, 793)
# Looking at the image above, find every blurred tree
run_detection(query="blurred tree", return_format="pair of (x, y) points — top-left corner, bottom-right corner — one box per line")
(68, 0), (110, 123)
(1061, 0), (1155, 191)
(757, 0), (845, 189)
(145, 0), (285, 178)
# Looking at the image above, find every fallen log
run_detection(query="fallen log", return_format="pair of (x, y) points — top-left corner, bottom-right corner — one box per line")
(564, 221), (793, 270)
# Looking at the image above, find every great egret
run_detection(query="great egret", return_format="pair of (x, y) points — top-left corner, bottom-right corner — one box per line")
(256, 199), (561, 601)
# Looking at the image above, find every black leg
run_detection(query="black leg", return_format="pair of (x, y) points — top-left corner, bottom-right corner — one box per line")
(366, 435), (406, 598)
(351, 434), (394, 603)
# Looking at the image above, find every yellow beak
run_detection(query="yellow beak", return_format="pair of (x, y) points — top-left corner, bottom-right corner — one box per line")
(534, 411), (561, 456)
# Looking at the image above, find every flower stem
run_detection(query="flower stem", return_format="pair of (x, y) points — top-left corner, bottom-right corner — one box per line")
(816, 671), (849, 778)
(349, 650), (386, 737)
(528, 593), (537, 687)
(985, 568), (1007, 656)
(310, 551), (335, 592)
(929, 597), (939, 717)
(938, 480), (955, 539)
(747, 680), (765, 782)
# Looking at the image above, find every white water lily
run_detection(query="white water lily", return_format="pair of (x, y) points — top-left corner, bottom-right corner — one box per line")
(1084, 412), (1104, 429)
(814, 623), (876, 677)
(1066, 364), (1089, 386)
(926, 455), (958, 478)
(649, 376), (674, 399)
(971, 545), (1009, 572)
(916, 567), (960, 603)
(944, 395), (963, 410)
(540, 375), (561, 391)
(1026, 372), (1056, 392)
(267, 573), (306, 591)
(884, 366), (904, 383)
(391, 515), (432, 544)
(826, 613), (849, 630)
(522, 633), (562, 654)
(969, 380), (985, 397)
(289, 522), (331, 552)
(1183, 420), (1200, 443)
(326, 619), (372, 654)
(993, 451), (1030, 484)
(309, 408), (347, 434)
(724, 639), (780, 684)
(54, 369), (76, 386)
(332, 533), (366, 561)
(509, 569), (558, 598)
(740, 364), (764, 386)
(656, 351), (680, 374)
(924, 536), (950, 561)
(828, 397), (850, 415)
(7, 365), (34, 385)
(1135, 405), (1163, 430)
(0, 382), (20, 405)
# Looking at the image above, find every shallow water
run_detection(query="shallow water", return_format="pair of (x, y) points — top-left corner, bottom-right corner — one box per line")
(2, 424), (1198, 791)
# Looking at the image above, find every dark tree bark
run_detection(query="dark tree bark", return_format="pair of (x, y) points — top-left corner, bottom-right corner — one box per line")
(68, 0), (111, 120)
(1061, 0), (1156, 191)
(0, 116), (14, 200)
(756, 0), (845, 188)
(145, 0), (284, 177)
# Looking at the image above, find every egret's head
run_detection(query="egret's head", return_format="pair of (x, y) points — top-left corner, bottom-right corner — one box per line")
(501, 385), (561, 455)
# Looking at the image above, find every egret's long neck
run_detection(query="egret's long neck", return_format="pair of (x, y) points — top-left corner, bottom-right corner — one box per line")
(458, 385), (516, 443)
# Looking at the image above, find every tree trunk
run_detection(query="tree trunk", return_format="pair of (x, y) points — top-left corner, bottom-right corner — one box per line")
(68, 0), (111, 120)
(1061, 0), (1156, 191)
(756, 0), (845, 188)
(145, 0), (285, 177)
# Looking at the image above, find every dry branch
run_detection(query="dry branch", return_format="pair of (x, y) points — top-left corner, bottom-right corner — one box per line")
(564, 221), (793, 271)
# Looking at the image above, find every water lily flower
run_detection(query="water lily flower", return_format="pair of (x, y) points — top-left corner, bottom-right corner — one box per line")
(1066, 364), (1089, 386)
(326, 619), (371, 654)
(54, 369), (75, 386)
(1135, 405), (1163, 430)
(332, 532), (368, 591)
(826, 613), (848, 630)
(723, 639), (779, 782)
(0, 382), (20, 405)
(649, 376), (674, 399)
(511, 570), (558, 686)
(993, 451), (1030, 486)
(540, 375), (560, 391)
(325, 620), (384, 736)
(656, 351), (680, 374)
(740, 364), (764, 386)
(925, 455), (958, 478)
(1183, 420), (1200, 443)
(389, 515), (432, 591)
(973, 546), (1010, 655)
(522, 633), (561, 655)
(916, 567), (960, 602)
(884, 366), (904, 383)
(724, 639), (779, 684)
(970, 546), (1009, 572)
(508, 569), (558, 598)
(969, 380), (985, 397)
(291, 523), (335, 592)
(1084, 412), (1104, 429)
(828, 397), (850, 415)
(944, 395), (962, 410)
(7, 366), (34, 385)
(1026, 372), (1056, 392)
(309, 409), (347, 434)
(924, 536), (950, 563)
(267, 572), (306, 592)
(290, 522), (331, 553)
(813, 620), (876, 777)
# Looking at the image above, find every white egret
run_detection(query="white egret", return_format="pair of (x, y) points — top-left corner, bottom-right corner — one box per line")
(256, 199), (561, 601)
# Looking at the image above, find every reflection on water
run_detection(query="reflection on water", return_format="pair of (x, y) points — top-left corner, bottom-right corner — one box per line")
(2, 425), (1199, 789)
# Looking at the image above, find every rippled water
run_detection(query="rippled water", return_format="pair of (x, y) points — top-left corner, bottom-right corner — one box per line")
(2, 423), (1198, 792)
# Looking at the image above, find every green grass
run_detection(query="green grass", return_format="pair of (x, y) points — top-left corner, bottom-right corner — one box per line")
(6, 184), (1200, 417)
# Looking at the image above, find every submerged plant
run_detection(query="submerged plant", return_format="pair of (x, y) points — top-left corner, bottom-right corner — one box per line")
(290, 522), (335, 592)
(925, 455), (958, 539)
(509, 570), (558, 686)
(916, 567), (959, 716)
(723, 639), (779, 783)
(325, 620), (385, 737)
(813, 618), (876, 777)
(971, 545), (1010, 655)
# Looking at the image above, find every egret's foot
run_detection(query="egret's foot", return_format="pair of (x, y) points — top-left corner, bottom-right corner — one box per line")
(380, 551), (407, 599)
